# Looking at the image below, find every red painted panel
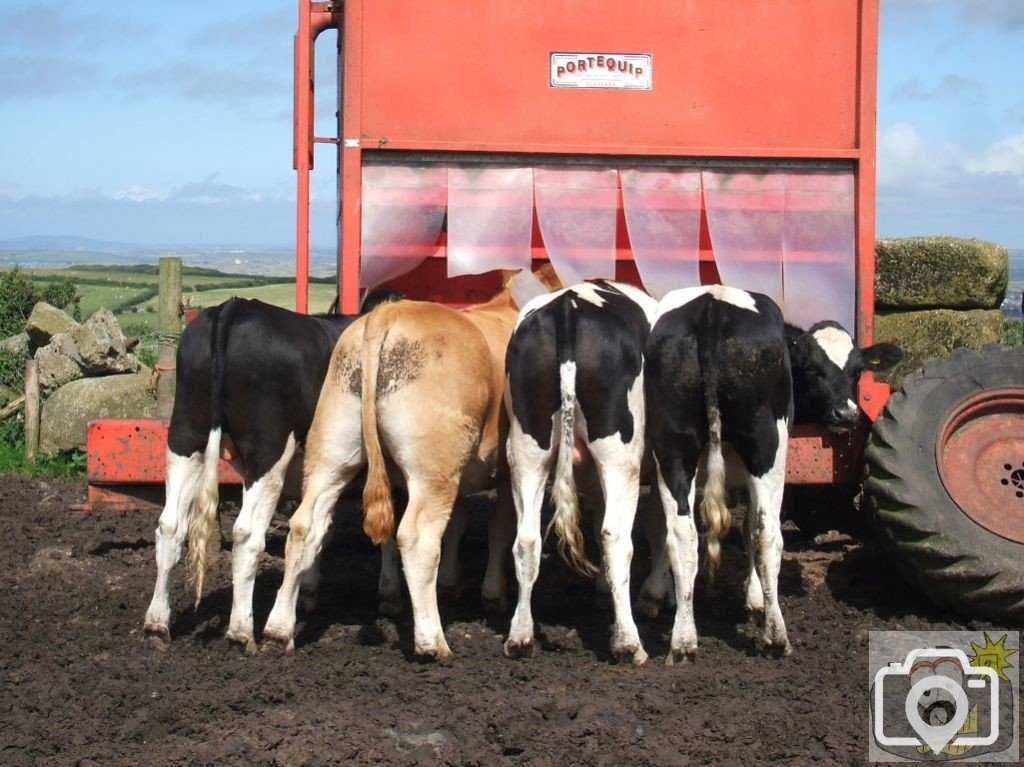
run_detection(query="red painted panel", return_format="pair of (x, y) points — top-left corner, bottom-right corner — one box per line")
(85, 419), (243, 486)
(786, 424), (866, 484)
(355, 1), (860, 154)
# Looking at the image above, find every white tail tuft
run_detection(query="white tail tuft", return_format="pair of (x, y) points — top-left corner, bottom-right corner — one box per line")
(700, 409), (730, 579)
(186, 428), (222, 607)
(547, 360), (596, 575)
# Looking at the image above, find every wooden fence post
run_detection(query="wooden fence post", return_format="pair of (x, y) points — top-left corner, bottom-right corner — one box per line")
(157, 257), (182, 420)
(24, 359), (39, 461)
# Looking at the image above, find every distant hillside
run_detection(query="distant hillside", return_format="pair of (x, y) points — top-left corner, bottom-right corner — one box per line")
(0, 235), (144, 253)
(0, 238), (338, 278)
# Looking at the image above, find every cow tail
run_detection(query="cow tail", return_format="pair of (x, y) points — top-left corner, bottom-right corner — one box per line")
(360, 310), (395, 545)
(187, 300), (232, 607)
(698, 316), (730, 581)
(547, 298), (597, 576)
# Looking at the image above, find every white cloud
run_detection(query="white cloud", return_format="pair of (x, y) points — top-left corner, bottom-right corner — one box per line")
(114, 185), (163, 203)
(964, 134), (1024, 174)
(878, 122), (1024, 189)
(877, 123), (1024, 243)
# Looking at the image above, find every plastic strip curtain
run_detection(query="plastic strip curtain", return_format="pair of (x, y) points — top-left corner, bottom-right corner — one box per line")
(534, 166), (619, 287)
(781, 170), (856, 333)
(359, 164), (447, 289)
(447, 165), (534, 278)
(620, 168), (702, 298)
(702, 170), (785, 307)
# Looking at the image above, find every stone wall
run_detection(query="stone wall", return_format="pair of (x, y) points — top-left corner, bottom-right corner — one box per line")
(1, 303), (157, 454)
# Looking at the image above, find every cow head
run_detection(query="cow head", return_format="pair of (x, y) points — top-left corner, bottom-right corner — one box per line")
(506, 262), (563, 308)
(787, 321), (903, 429)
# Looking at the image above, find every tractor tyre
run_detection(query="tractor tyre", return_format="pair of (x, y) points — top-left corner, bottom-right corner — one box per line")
(864, 345), (1024, 623)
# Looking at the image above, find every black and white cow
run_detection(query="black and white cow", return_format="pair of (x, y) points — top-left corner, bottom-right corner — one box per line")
(143, 295), (406, 651)
(503, 281), (659, 665)
(645, 286), (901, 663)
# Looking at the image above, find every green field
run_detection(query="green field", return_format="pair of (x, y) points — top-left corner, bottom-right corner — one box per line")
(78, 284), (155, 316)
(12, 264), (338, 336)
(136, 282), (338, 315)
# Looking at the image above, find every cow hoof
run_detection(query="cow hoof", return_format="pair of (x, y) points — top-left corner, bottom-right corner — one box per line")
(225, 630), (257, 655)
(415, 644), (453, 663)
(503, 638), (536, 659)
(482, 595), (508, 614)
(260, 632), (295, 655)
(143, 623), (171, 650)
(378, 597), (404, 617)
(665, 646), (698, 666)
(613, 643), (649, 667)
(762, 640), (794, 659)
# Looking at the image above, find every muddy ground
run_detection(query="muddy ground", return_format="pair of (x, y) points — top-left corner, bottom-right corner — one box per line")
(0, 474), (993, 766)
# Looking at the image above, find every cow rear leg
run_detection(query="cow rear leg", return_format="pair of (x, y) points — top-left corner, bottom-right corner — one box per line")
(437, 501), (469, 599)
(746, 443), (791, 658)
(593, 458), (646, 666)
(504, 432), (554, 659)
(377, 540), (403, 616)
(636, 492), (673, 618)
(397, 483), (458, 660)
(144, 449), (205, 646)
(226, 435), (297, 653)
(654, 454), (701, 665)
(298, 520), (334, 614)
(742, 503), (765, 619)
(590, 504), (612, 611)
(261, 460), (362, 653)
(482, 486), (514, 613)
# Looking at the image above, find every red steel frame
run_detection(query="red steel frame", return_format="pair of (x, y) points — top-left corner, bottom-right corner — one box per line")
(296, 0), (888, 483)
(82, 0), (885, 510)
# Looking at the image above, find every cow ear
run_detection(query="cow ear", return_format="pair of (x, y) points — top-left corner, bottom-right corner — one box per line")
(859, 342), (903, 372)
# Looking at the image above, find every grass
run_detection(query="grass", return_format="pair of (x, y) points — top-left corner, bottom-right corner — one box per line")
(26, 266), (278, 290)
(78, 284), (155, 316)
(10, 264), (340, 333)
(0, 413), (86, 477)
(1004, 318), (1023, 347)
(135, 282), (339, 314)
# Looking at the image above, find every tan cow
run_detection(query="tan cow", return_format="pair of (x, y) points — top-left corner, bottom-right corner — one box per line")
(261, 266), (561, 659)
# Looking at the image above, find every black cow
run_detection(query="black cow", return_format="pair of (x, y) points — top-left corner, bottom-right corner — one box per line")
(143, 295), (399, 650)
(503, 281), (660, 665)
(645, 286), (901, 663)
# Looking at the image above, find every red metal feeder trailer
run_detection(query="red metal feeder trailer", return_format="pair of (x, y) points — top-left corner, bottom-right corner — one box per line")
(88, 0), (1024, 622)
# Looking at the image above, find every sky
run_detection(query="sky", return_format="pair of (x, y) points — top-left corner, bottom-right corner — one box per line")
(0, 0), (1022, 252)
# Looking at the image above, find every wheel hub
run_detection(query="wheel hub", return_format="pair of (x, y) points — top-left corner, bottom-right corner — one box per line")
(937, 387), (1024, 544)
